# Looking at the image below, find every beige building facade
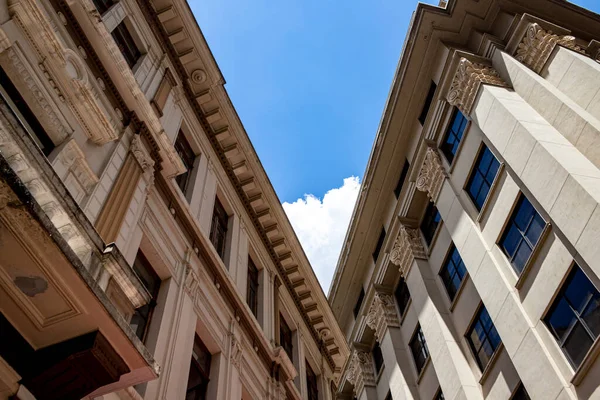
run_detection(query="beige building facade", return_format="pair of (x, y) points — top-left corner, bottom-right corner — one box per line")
(329, 1), (600, 399)
(0, 0), (348, 399)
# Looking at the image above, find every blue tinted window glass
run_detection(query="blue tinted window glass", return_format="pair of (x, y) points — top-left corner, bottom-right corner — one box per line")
(467, 146), (500, 211)
(467, 306), (502, 370)
(441, 109), (468, 163)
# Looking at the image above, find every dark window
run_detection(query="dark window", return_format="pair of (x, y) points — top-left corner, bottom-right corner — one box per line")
(420, 202), (441, 246)
(395, 278), (411, 316)
(466, 145), (500, 211)
(384, 391), (392, 400)
(174, 131), (196, 195)
(394, 160), (410, 199)
(91, 0), (114, 14)
(440, 108), (468, 164)
(0, 67), (55, 156)
(544, 265), (600, 368)
(434, 388), (445, 400)
(186, 335), (211, 400)
(511, 383), (530, 400)
(419, 81), (437, 125)
(247, 258), (259, 317)
(306, 361), (319, 400)
(209, 198), (228, 260)
(112, 22), (141, 69)
(440, 244), (467, 301)
(467, 306), (502, 371)
(409, 325), (429, 374)
(130, 252), (161, 342)
(280, 315), (293, 362)
(372, 342), (384, 376)
(353, 288), (365, 318)
(372, 227), (386, 262)
(499, 195), (545, 275)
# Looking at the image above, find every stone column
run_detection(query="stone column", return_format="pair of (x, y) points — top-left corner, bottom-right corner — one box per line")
(390, 225), (482, 400)
(365, 292), (417, 400)
(346, 349), (377, 400)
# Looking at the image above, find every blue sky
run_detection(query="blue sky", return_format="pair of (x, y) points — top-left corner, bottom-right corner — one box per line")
(190, 0), (600, 290)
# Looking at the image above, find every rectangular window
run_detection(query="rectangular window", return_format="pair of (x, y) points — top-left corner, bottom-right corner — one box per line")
(394, 160), (410, 199)
(467, 306), (502, 371)
(466, 145), (500, 211)
(91, 0), (114, 14)
(130, 252), (161, 342)
(544, 265), (600, 368)
(419, 81), (437, 126)
(440, 244), (467, 301)
(306, 362), (319, 400)
(372, 227), (386, 262)
(280, 315), (293, 362)
(372, 342), (384, 376)
(499, 195), (545, 275)
(247, 258), (259, 317)
(511, 383), (530, 400)
(112, 22), (141, 69)
(353, 288), (365, 318)
(395, 278), (410, 317)
(410, 325), (429, 374)
(174, 131), (196, 195)
(152, 69), (176, 116)
(420, 201), (441, 247)
(440, 108), (468, 164)
(434, 388), (445, 400)
(210, 198), (229, 260)
(186, 335), (211, 400)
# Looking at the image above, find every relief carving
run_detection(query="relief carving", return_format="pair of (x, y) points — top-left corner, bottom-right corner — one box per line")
(416, 147), (446, 202)
(366, 292), (400, 341)
(346, 350), (376, 397)
(390, 225), (426, 277)
(56, 139), (99, 196)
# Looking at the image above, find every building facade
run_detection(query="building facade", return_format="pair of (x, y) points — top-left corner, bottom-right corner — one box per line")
(0, 0), (349, 399)
(329, 0), (600, 399)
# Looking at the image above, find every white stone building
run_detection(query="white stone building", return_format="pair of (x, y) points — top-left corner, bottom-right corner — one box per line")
(329, 0), (600, 399)
(0, 0), (348, 399)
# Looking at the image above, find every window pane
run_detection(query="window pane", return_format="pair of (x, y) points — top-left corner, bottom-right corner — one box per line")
(582, 298), (600, 337)
(477, 339), (493, 368)
(501, 225), (521, 258)
(565, 268), (597, 313)
(524, 213), (544, 246)
(512, 241), (532, 274)
(547, 297), (576, 342)
(514, 198), (534, 231)
(563, 321), (594, 367)
(512, 383), (531, 400)
(475, 181), (490, 209)
(486, 158), (500, 182)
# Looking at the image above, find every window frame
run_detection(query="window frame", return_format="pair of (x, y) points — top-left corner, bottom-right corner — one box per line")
(91, 0), (114, 14)
(409, 324), (430, 376)
(394, 160), (410, 199)
(465, 144), (501, 212)
(306, 361), (319, 400)
(439, 243), (468, 304)
(419, 81), (437, 126)
(152, 68), (176, 116)
(246, 258), (259, 318)
(434, 387), (445, 400)
(440, 107), (468, 165)
(111, 20), (142, 69)
(510, 382), (531, 400)
(372, 341), (384, 377)
(130, 251), (161, 343)
(209, 197), (229, 261)
(465, 304), (502, 372)
(279, 314), (294, 363)
(372, 227), (386, 263)
(186, 335), (212, 400)
(394, 278), (411, 321)
(420, 201), (442, 249)
(353, 288), (365, 319)
(174, 131), (197, 196)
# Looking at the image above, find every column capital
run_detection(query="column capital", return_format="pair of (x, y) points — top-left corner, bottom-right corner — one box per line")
(416, 147), (447, 202)
(514, 22), (583, 74)
(346, 350), (375, 398)
(366, 292), (400, 341)
(130, 134), (155, 188)
(447, 57), (509, 115)
(390, 224), (426, 277)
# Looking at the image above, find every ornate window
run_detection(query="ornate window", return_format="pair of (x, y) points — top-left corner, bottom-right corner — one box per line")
(306, 361), (319, 400)
(440, 244), (467, 301)
(409, 325), (429, 374)
(130, 252), (161, 342)
(394, 160), (410, 199)
(280, 315), (293, 362)
(544, 265), (600, 368)
(209, 198), (229, 260)
(372, 342), (384, 376)
(466, 306), (502, 371)
(419, 81), (437, 126)
(247, 258), (259, 317)
(395, 278), (410, 317)
(434, 388), (445, 400)
(499, 195), (545, 275)
(372, 227), (386, 262)
(440, 108), (468, 164)
(91, 0), (114, 14)
(174, 131), (196, 195)
(112, 22), (141, 69)
(420, 201), (441, 247)
(511, 383), (531, 400)
(186, 335), (212, 400)
(466, 145), (500, 211)
(353, 288), (365, 318)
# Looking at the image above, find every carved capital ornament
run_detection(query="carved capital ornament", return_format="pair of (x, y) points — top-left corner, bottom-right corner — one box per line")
(346, 350), (376, 397)
(366, 292), (400, 341)
(416, 147), (447, 201)
(390, 225), (426, 277)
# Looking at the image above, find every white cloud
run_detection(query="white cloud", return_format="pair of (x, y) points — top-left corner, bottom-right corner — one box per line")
(282, 177), (361, 293)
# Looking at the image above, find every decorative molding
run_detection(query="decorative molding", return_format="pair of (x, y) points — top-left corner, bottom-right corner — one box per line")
(515, 23), (584, 74)
(447, 57), (509, 115)
(56, 139), (99, 195)
(416, 147), (446, 201)
(346, 350), (375, 397)
(230, 334), (243, 369)
(390, 225), (426, 277)
(0, 27), (11, 54)
(130, 134), (155, 188)
(366, 292), (400, 341)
